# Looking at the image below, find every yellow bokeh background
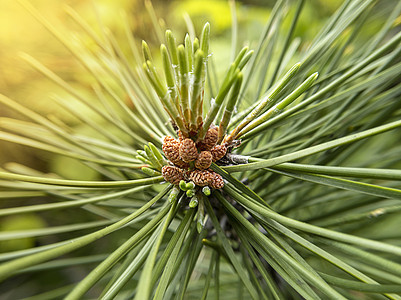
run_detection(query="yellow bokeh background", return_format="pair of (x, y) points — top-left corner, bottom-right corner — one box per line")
(0, 0), (349, 169)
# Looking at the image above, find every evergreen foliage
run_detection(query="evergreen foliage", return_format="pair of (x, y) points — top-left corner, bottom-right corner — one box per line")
(1, 0), (401, 299)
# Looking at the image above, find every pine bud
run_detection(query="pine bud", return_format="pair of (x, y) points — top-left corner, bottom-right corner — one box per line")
(162, 165), (184, 185)
(188, 169), (214, 187)
(189, 196), (198, 208)
(179, 180), (188, 191)
(202, 186), (211, 196)
(195, 151), (213, 170)
(209, 172), (224, 189)
(162, 136), (189, 168)
(186, 189), (195, 198)
(198, 126), (218, 151)
(186, 181), (196, 190)
(211, 144), (227, 162)
(162, 136), (179, 161)
(179, 138), (198, 163)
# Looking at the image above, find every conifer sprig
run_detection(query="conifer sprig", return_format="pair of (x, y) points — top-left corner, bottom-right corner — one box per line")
(0, 1), (401, 299)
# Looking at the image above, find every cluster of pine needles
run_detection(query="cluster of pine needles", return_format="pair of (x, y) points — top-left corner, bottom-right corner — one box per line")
(0, 0), (401, 299)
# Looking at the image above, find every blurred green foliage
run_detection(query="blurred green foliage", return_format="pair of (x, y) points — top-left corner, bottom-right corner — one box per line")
(0, 214), (46, 252)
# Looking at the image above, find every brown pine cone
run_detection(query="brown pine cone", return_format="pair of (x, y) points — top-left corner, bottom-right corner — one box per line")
(195, 151), (213, 170)
(198, 126), (218, 151)
(209, 172), (224, 189)
(179, 138), (198, 163)
(188, 169), (214, 186)
(211, 144), (227, 162)
(162, 165), (184, 185)
(162, 136), (189, 168)
(174, 160), (190, 169)
(162, 136), (179, 159)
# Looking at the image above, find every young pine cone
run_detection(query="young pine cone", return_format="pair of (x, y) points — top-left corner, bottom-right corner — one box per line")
(194, 151), (213, 170)
(198, 126), (218, 151)
(188, 169), (214, 187)
(179, 138), (198, 163)
(162, 136), (188, 168)
(211, 144), (227, 162)
(162, 165), (184, 185)
(209, 172), (224, 189)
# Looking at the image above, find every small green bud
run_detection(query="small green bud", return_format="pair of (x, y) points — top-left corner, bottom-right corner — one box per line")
(186, 189), (195, 198)
(202, 186), (211, 196)
(179, 180), (188, 191)
(186, 181), (196, 190)
(189, 196), (198, 208)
